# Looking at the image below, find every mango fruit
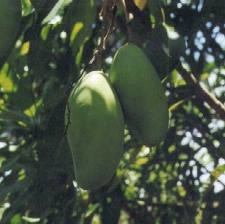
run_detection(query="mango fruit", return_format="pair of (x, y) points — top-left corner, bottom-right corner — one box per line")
(0, 0), (21, 67)
(66, 71), (124, 190)
(110, 43), (168, 146)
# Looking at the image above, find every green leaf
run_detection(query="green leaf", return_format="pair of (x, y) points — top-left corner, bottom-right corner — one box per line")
(0, 109), (32, 126)
(63, 0), (97, 65)
(24, 99), (42, 117)
(0, 70), (14, 92)
(42, 0), (71, 24)
(10, 214), (22, 224)
(211, 164), (225, 181)
(22, 216), (40, 223)
(85, 204), (99, 219)
(31, 0), (58, 19)
(169, 99), (186, 112)
(148, 0), (165, 25)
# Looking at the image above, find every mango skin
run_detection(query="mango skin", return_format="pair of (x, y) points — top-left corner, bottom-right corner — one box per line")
(0, 0), (21, 65)
(110, 43), (169, 146)
(66, 71), (124, 191)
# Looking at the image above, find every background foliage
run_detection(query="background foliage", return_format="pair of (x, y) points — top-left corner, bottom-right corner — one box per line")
(1, 0), (225, 223)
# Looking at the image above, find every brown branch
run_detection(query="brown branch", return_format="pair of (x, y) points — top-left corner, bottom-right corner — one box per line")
(89, 0), (117, 69)
(176, 62), (225, 120)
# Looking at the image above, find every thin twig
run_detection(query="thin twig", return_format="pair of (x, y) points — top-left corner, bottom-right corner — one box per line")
(176, 62), (225, 120)
(89, 0), (117, 69)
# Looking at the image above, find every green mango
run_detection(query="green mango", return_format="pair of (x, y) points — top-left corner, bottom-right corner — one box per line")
(65, 71), (124, 190)
(0, 0), (21, 66)
(110, 43), (168, 146)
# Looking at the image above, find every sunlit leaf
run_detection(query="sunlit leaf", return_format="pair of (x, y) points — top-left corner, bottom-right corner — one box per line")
(0, 71), (14, 92)
(22, 216), (40, 223)
(134, 0), (148, 10)
(20, 41), (30, 56)
(24, 99), (42, 117)
(169, 99), (186, 112)
(211, 164), (225, 180)
(135, 157), (149, 166)
(10, 214), (22, 224)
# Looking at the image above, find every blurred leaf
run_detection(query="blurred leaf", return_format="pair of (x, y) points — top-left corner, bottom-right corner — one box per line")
(63, 0), (97, 65)
(135, 157), (149, 166)
(169, 99), (186, 112)
(149, 0), (165, 24)
(24, 99), (42, 117)
(42, 0), (70, 24)
(10, 214), (22, 224)
(31, 0), (58, 20)
(22, 216), (40, 223)
(134, 0), (148, 11)
(85, 204), (99, 219)
(171, 70), (186, 87)
(211, 164), (225, 180)
(20, 42), (30, 56)
(0, 71), (14, 92)
(0, 109), (32, 126)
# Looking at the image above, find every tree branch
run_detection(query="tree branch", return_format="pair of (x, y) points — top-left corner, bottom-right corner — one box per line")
(89, 0), (117, 69)
(176, 62), (225, 120)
